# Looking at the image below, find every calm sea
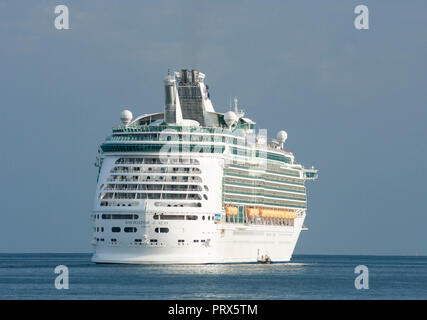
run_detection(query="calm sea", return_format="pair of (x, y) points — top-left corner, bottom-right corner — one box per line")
(0, 254), (426, 299)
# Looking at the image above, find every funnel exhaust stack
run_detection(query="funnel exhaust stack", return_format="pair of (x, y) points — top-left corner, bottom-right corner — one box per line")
(164, 75), (183, 124)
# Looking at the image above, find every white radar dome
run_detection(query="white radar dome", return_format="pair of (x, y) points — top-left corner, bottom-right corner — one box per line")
(224, 111), (237, 127)
(277, 130), (288, 144)
(120, 110), (133, 126)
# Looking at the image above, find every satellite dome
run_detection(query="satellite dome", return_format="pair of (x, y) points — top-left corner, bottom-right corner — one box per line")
(120, 110), (133, 126)
(224, 111), (237, 127)
(277, 130), (288, 144)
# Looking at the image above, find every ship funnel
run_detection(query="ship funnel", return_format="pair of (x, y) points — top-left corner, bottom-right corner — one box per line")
(164, 75), (183, 124)
(191, 69), (199, 84)
(181, 69), (190, 84)
(180, 69), (200, 84)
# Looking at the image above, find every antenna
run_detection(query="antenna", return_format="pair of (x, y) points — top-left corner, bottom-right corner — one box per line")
(233, 97), (245, 118)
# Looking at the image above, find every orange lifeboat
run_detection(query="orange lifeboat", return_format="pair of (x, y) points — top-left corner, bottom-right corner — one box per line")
(225, 206), (238, 216)
(259, 208), (268, 218)
(282, 210), (296, 219)
(257, 207), (298, 219)
(277, 210), (286, 219)
(247, 207), (259, 217)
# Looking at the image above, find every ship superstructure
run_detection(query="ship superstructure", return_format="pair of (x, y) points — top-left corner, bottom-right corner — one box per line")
(91, 69), (317, 264)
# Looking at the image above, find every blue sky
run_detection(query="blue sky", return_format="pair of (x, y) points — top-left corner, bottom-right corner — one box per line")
(0, 1), (426, 254)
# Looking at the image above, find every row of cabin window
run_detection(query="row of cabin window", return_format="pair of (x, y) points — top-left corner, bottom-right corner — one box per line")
(101, 214), (139, 220)
(225, 168), (303, 185)
(95, 213), (215, 221)
(224, 195), (306, 208)
(103, 184), (203, 191)
(95, 238), (157, 244)
(153, 214), (215, 221)
(154, 202), (202, 207)
(100, 201), (139, 207)
(100, 193), (205, 200)
(110, 227), (170, 233)
(227, 162), (301, 178)
(223, 185), (306, 200)
(95, 238), (208, 244)
(107, 175), (202, 182)
(112, 227), (137, 233)
(115, 158), (200, 165)
(177, 239), (208, 245)
(223, 177), (305, 192)
(101, 144), (226, 153)
(110, 167), (201, 174)
(111, 134), (242, 144)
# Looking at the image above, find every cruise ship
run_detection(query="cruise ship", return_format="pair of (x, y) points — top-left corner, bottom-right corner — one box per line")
(91, 69), (318, 264)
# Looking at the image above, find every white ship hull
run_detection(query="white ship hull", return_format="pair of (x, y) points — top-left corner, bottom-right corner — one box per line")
(92, 217), (305, 264)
